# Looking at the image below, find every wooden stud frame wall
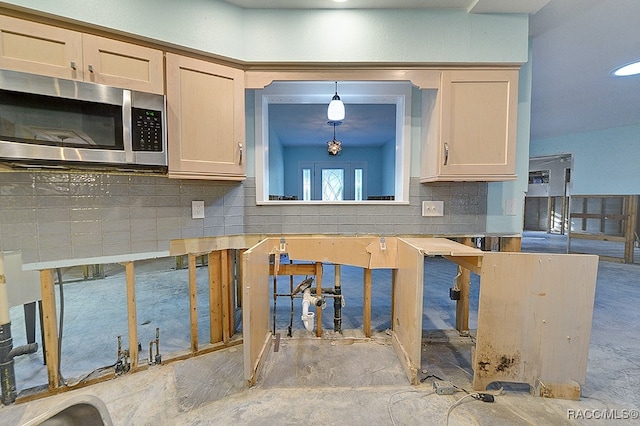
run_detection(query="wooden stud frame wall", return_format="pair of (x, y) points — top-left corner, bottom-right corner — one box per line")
(28, 234), (598, 402)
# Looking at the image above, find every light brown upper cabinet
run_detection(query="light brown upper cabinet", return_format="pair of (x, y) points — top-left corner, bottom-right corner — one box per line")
(421, 69), (518, 182)
(165, 53), (245, 180)
(0, 15), (163, 94)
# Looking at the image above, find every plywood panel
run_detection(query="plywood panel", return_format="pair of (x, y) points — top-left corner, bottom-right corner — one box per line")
(473, 252), (598, 400)
(242, 239), (273, 385)
(391, 239), (424, 385)
(282, 236), (397, 269)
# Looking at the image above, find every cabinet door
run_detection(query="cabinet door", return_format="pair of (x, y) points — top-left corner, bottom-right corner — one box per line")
(425, 69), (518, 181)
(166, 53), (245, 180)
(0, 15), (83, 80)
(82, 34), (164, 94)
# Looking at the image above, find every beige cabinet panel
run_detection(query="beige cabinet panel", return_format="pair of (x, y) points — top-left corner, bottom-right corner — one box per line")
(166, 53), (245, 180)
(421, 69), (518, 182)
(0, 15), (83, 80)
(82, 34), (164, 94)
(0, 15), (163, 93)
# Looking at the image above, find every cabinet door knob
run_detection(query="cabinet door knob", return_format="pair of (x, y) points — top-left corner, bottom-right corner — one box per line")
(444, 143), (449, 166)
(70, 61), (77, 70)
(88, 64), (94, 73)
(238, 142), (243, 165)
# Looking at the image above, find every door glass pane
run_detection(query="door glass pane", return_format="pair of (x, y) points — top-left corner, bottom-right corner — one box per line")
(321, 169), (344, 201)
(355, 168), (363, 201)
(302, 168), (311, 201)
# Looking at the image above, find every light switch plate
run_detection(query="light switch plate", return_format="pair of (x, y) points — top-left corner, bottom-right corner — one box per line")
(422, 200), (444, 217)
(505, 198), (518, 216)
(192, 200), (205, 219)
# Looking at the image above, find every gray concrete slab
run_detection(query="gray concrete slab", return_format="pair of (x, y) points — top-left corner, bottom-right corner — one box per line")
(2, 234), (640, 425)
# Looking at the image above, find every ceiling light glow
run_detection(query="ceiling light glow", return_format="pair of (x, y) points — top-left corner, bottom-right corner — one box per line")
(613, 61), (640, 77)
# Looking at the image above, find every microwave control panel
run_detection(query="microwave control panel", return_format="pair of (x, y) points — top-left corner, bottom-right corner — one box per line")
(132, 108), (163, 152)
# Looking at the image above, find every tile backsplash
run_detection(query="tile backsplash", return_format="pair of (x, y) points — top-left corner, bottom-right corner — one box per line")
(0, 171), (486, 263)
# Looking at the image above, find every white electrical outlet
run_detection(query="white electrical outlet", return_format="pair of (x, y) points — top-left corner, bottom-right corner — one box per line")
(422, 200), (444, 217)
(192, 200), (205, 219)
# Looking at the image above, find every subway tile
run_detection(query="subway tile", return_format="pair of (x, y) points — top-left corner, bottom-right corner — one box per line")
(0, 179), (34, 196)
(182, 227), (204, 239)
(103, 183), (130, 197)
(70, 207), (102, 222)
(38, 232), (71, 249)
(2, 222), (37, 237)
(129, 206), (157, 219)
(0, 235), (37, 252)
(0, 195), (37, 209)
(156, 206), (182, 219)
(103, 231), (131, 245)
(101, 206), (130, 220)
(103, 242), (132, 256)
(155, 196), (180, 208)
(71, 220), (102, 234)
(39, 247), (72, 262)
(204, 215), (224, 228)
(72, 244), (102, 258)
(103, 219), (130, 233)
(71, 232), (102, 247)
(157, 217), (180, 230)
(130, 218), (157, 231)
(0, 208), (36, 224)
(203, 225), (226, 236)
(35, 173), (70, 196)
(129, 184), (156, 196)
(131, 240), (158, 253)
(157, 226), (181, 241)
(37, 221), (71, 235)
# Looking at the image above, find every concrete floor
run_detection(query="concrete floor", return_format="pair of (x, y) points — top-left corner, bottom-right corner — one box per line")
(2, 232), (640, 425)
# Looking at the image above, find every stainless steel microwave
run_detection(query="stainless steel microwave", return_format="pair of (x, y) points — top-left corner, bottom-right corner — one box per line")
(0, 69), (167, 170)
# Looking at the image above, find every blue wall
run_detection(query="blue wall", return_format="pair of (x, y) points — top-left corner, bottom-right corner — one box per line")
(381, 139), (396, 196)
(268, 128), (285, 195)
(530, 123), (640, 195)
(282, 146), (384, 198)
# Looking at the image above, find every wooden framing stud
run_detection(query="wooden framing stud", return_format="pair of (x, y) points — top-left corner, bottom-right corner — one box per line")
(188, 253), (198, 352)
(124, 262), (138, 371)
(208, 251), (223, 344)
(40, 269), (59, 389)
(364, 268), (372, 338)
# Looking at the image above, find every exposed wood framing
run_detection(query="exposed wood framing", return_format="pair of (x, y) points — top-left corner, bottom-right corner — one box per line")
(624, 195), (637, 264)
(454, 238), (472, 333)
(188, 253), (198, 352)
(363, 268), (372, 338)
(269, 263), (316, 276)
(223, 250), (233, 342)
(39, 269), (59, 389)
(499, 236), (521, 252)
(208, 251), (223, 344)
(124, 262), (138, 371)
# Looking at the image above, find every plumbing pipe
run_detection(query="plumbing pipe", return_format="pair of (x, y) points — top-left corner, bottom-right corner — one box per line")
(149, 327), (161, 365)
(301, 288), (322, 332)
(334, 265), (342, 333)
(0, 253), (39, 405)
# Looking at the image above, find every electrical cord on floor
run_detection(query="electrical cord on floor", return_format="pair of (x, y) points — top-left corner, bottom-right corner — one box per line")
(387, 389), (436, 426)
(446, 392), (495, 425)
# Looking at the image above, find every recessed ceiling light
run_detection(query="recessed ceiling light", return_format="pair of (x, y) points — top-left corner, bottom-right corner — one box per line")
(613, 61), (640, 77)
(333, 0), (348, 3)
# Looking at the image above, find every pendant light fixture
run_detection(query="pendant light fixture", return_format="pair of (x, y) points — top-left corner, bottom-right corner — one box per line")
(327, 81), (345, 123)
(327, 122), (342, 156)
